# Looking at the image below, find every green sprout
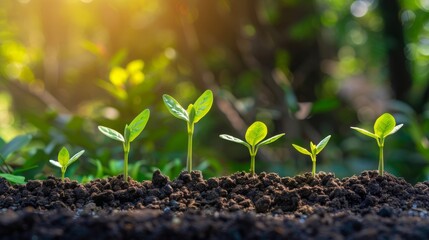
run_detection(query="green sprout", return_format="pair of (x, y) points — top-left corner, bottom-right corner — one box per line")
(351, 113), (403, 176)
(98, 109), (150, 182)
(163, 90), (213, 172)
(219, 121), (285, 175)
(292, 135), (331, 177)
(49, 147), (85, 181)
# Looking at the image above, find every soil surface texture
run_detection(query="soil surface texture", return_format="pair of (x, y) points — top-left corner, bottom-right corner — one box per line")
(0, 170), (428, 239)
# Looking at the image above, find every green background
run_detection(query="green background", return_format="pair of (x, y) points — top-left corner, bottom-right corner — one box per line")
(1, 0), (429, 183)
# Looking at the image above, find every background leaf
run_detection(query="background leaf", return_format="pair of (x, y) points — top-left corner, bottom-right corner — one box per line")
(162, 94), (189, 121)
(0, 134), (32, 161)
(0, 173), (26, 184)
(245, 121), (268, 146)
(193, 90), (213, 123)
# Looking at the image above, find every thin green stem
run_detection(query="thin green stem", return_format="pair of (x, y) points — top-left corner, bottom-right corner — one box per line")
(123, 140), (130, 182)
(61, 169), (65, 182)
(187, 123), (194, 172)
(124, 150), (129, 182)
(250, 153), (256, 175)
(379, 145), (384, 176)
(378, 138), (385, 176)
(311, 155), (316, 177)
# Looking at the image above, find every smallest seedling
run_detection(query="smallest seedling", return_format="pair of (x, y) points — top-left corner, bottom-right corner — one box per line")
(220, 121), (285, 175)
(49, 147), (85, 181)
(292, 135), (331, 177)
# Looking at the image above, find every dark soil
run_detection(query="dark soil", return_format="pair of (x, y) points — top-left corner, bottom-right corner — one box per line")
(1, 170), (429, 239)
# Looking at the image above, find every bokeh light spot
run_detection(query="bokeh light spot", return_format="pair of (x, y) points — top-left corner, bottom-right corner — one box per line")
(350, 1), (369, 18)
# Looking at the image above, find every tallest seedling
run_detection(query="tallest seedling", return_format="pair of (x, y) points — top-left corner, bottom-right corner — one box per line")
(351, 113), (403, 176)
(163, 90), (213, 172)
(98, 109), (150, 182)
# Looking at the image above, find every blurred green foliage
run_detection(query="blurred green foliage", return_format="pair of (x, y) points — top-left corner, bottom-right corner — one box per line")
(0, 0), (429, 183)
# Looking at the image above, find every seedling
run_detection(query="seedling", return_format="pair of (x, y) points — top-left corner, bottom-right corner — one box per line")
(49, 147), (85, 181)
(163, 90), (213, 172)
(351, 113), (403, 176)
(98, 109), (150, 182)
(292, 135), (331, 177)
(219, 121), (285, 175)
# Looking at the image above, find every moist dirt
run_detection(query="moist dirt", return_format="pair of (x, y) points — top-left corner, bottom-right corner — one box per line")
(1, 170), (429, 239)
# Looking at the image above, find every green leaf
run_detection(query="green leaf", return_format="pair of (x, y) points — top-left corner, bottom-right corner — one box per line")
(0, 134), (32, 161)
(292, 144), (312, 156)
(0, 173), (26, 184)
(162, 94), (189, 121)
(124, 124), (131, 143)
(387, 123), (403, 136)
(49, 160), (62, 168)
(128, 109), (150, 142)
(193, 90), (213, 123)
(98, 126), (125, 142)
(316, 135), (331, 154)
(310, 142), (317, 154)
(67, 150), (85, 167)
(187, 104), (196, 124)
(219, 134), (250, 147)
(245, 121), (268, 146)
(350, 127), (377, 139)
(58, 147), (70, 167)
(374, 113), (396, 138)
(258, 133), (285, 146)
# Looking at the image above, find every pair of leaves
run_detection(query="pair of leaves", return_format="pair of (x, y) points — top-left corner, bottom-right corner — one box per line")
(292, 135), (331, 159)
(351, 113), (403, 142)
(98, 109), (150, 143)
(163, 90), (213, 124)
(220, 121), (285, 150)
(49, 147), (85, 169)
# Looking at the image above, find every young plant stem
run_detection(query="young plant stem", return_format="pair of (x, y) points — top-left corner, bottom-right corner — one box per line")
(378, 138), (385, 176)
(249, 146), (256, 176)
(123, 142), (130, 182)
(311, 156), (316, 177)
(312, 161), (316, 177)
(379, 145), (384, 176)
(124, 150), (129, 182)
(187, 123), (194, 172)
(250, 154), (255, 176)
(61, 169), (65, 182)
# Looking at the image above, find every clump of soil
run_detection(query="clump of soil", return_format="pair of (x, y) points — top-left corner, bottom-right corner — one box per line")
(1, 208), (429, 239)
(0, 170), (428, 239)
(1, 170), (428, 215)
